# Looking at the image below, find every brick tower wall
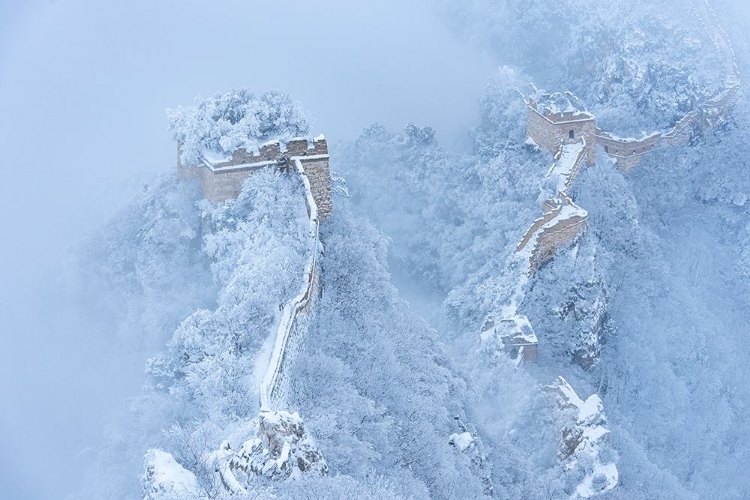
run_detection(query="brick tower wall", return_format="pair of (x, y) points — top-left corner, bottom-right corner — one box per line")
(177, 137), (333, 220)
(527, 106), (597, 165)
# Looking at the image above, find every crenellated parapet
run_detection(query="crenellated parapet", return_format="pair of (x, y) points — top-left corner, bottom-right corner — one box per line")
(526, 94), (597, 166)
(526, 0), (739, 173)
(177, 136), (333, 219)
(594, 130), (661, 171)
(517, 193), (588, 274)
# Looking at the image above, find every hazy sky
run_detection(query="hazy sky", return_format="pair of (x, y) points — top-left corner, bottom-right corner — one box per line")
(0, 1), (494, 498)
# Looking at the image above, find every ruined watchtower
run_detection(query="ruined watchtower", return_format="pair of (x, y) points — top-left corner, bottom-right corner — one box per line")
(481, 314), (539, 365)
(177, 136), (333, 220)
(526, 91), (597, 166)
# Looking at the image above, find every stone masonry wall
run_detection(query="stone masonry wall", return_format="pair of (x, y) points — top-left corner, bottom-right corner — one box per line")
(614, 155), (643, 172)
(595, 132), (661, 158)
(302, 158), (333, 219)
(530, 215), (588, 271)
(517, 208), (561, 253)
(198, 167), (253, 204)
(527, 106), (597, 165)
(267, 261), (321, 409)
(177, 137), (333, 220)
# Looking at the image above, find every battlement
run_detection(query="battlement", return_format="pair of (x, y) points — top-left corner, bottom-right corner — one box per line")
(544, 110), (595, 124)
(285, 136), (329, 157)
(527, 99), (597, 166)
(177, 135), (333, 219)
(594, 130), (662, 170)
(200, 136), (329, 169)
(517, 193), (588, 273)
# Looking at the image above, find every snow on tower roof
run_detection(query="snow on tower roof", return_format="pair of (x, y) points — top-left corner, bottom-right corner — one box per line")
(533, 90), (594, 121)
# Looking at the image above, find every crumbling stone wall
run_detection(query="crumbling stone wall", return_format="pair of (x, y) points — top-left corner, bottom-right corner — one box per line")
(517, 208), (562, 254)
(593, 132), (661, 171)
(596, 130), (660, 157)
(613, 155), (642, 172)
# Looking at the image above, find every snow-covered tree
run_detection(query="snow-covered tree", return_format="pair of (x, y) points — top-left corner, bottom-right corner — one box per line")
(168, 89), (310, 166)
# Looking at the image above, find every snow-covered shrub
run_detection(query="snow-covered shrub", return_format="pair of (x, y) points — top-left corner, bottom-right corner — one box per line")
(168, 89), (310, 165)
(72, 175), (214, 350)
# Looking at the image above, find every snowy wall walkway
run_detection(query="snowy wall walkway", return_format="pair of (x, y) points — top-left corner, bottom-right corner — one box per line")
(259, 158), (323, 410)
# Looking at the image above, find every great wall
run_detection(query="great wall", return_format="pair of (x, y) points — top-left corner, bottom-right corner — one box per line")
(176, 136), (332, 483)
(487, 0), (741, 365)
(525, 2), (741, 173)
(164, 1), (740, 490)
(176, 0), (741, 381)
(177, 136), (331, 411)
(258, 156), (323, 411)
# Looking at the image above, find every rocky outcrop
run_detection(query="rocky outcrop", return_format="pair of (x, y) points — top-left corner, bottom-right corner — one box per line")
(449, 416), (494, 496)
(229, 410), (328, 482)
(141, 411), (327, 498)
(558, 276), (609, 370)
(141, 449), (200, 500)
(545, 377), (618, 499)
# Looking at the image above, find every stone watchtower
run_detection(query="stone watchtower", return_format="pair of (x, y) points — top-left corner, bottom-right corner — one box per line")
(526, 92), (596, 165)
(177, 136), (333, 220)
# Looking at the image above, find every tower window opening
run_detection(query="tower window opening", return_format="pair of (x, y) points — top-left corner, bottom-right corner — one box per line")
(569, 130), (575, 139)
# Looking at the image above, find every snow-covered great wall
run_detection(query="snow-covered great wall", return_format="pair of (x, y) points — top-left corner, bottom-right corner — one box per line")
(142, 137), (333, 497)
(528, 0), (741, 172)
(484, 0), (741, 376)
(479, 1), (741, 494)
(137, 1), (741, 495)
(177, 133), (333, 412)
(214, 155), (330, 491)
(517, 0), (740, 307)
(259, 157), (323, 411)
